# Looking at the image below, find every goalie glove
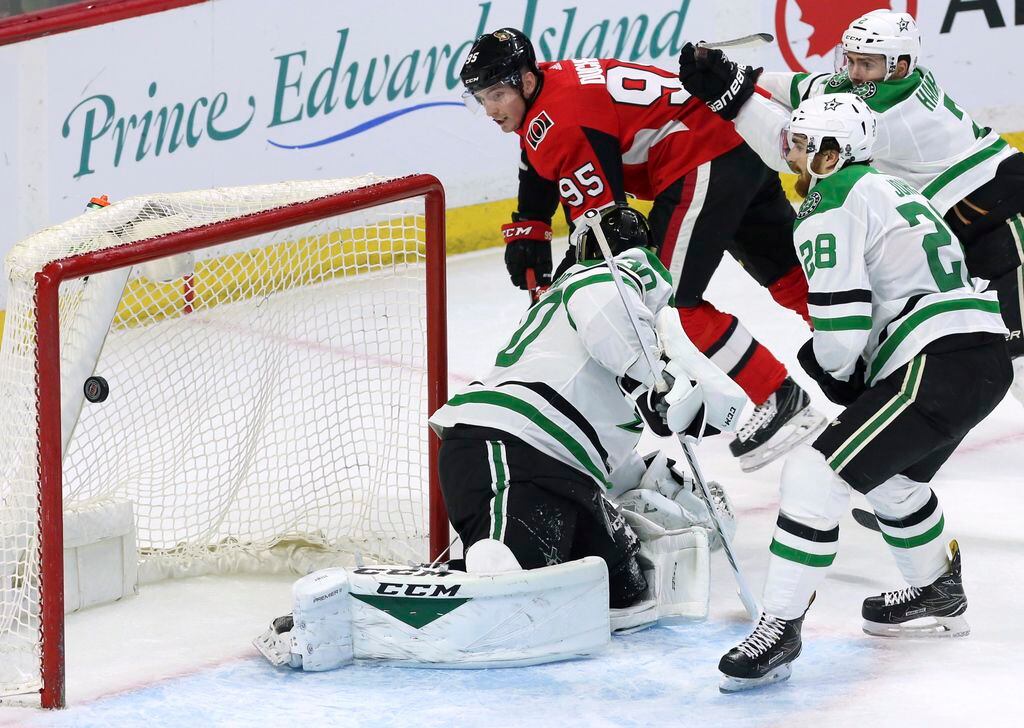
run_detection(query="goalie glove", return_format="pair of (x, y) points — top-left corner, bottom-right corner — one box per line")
(678, 42), (759, 121)
(661, 362), (712, 440)
(502, 217), (553, 290)
(797, 339), (866, 406)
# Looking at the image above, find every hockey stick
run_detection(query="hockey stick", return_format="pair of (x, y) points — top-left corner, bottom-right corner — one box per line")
(525, 268), (547, 305)
(699, 32), (774, 50)
(851, 507), (881, 532)
(576, 209), (761, 621)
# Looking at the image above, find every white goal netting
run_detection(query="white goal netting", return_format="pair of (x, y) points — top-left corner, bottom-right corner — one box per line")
(0, 174), (443, 698)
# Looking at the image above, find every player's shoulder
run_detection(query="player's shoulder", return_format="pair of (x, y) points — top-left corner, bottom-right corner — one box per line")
(795, 165), (879, 225)
(823, 69), (925, 113)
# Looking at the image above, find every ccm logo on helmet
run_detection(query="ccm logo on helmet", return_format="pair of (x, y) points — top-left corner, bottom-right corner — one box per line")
(526, 111), (554, 150)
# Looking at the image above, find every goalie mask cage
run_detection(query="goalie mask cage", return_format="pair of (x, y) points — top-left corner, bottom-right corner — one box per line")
(0, 174), (448, 708)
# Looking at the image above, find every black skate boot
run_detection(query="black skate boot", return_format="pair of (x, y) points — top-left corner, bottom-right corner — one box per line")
(719, 608), (808, 693)
(862, 539), (969, 638)
(729, 377), (826, 472)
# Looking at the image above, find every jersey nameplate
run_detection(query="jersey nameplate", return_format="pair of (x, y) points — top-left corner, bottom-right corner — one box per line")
(572, 58), (606, 85)
(527, 111), (555, 150)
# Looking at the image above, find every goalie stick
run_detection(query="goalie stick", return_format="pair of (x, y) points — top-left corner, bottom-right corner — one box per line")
(575, 208), (760, 621)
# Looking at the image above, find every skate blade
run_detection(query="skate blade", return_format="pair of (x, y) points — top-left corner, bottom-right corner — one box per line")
(719, 663), (793, 693)
(737, 408), (827, 473)
(862, 615), (970, 639)
(253, 628), (291, 666)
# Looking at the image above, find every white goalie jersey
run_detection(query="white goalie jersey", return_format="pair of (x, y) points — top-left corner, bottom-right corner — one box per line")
(795, 165), (1007, 386)
(429, 247), (674, 489)
(746, 69), (1015, 214)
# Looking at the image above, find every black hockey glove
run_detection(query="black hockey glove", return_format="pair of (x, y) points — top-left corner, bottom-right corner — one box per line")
(501, 218), (553, 290)
(678, 42), (759, 121)
(797, 339), (866, 406)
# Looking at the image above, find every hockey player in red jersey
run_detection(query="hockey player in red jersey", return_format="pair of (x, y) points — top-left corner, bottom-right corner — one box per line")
(460, 28), (825, 471)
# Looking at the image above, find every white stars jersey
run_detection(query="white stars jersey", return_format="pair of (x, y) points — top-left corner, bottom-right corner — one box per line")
(756, 68), (1015, 214)
(429, 248), (674, 489)
(796, 165), (1006, 386)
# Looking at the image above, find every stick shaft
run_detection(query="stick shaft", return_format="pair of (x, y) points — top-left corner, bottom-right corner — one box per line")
(579, 208), (759, 620)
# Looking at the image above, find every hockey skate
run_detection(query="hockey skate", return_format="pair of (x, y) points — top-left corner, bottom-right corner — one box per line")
(718, 606), (808, 693)
(729, 377), (826, 472)
(862, 539), (969, 638)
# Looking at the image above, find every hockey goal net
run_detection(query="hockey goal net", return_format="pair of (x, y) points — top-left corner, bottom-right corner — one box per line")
(0, 174), (448, 707)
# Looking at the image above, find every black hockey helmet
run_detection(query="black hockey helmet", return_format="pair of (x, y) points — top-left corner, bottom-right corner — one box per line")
(460, 28), (539, 96)
(576, 206), (655, 262)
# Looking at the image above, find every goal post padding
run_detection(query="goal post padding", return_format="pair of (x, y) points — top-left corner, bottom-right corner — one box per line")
(0, 174), (448, 707)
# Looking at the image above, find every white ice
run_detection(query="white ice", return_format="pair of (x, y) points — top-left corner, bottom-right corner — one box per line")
(3, 244), (1022, 727)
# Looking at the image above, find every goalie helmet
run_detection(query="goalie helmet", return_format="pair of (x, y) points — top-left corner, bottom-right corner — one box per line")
(460, 28), (539, 96)
(787, 94), (877, 184)
(842, 10), (920, 80)
(576, 206), (654, 262)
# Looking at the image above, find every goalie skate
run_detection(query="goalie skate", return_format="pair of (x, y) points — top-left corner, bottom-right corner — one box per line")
(862, 540), (970, 638)
(729, 378), (826, 472)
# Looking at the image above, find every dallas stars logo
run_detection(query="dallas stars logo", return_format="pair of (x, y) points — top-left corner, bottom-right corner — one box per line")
(797, 191), (822, 219)
(823, 98), (842, 111)
(852, 81), (877, 99)
(898, 18), (910, 32)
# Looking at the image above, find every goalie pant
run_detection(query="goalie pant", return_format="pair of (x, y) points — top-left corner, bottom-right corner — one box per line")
(438, 424), (647, 609)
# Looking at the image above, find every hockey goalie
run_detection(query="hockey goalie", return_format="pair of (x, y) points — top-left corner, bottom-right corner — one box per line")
(255, 207), (748, 671)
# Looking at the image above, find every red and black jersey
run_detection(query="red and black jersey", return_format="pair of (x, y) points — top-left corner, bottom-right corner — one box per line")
(514, 58), (744, 224)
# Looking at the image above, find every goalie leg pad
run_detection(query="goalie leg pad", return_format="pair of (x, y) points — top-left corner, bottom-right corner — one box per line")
(640, 527), (710, 621)
(348, 557), (610, 667)
(256, 558), (613, 670)
(620, 504), (711, 622)
(253, 567), (355, 671)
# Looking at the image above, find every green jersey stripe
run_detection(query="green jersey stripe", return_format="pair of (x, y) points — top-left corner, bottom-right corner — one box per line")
(447, 391), (610, 487)
(829, 356), (925, 473)
(770, 539), (836, 567)
(1010, 214), (1024, 265)
(869, 298), (1001, 382)
(921, 136), (1009, 200)
(881, 515), (945, 549)
(811, 315), (873, 331)
(488, 441), (509, 541)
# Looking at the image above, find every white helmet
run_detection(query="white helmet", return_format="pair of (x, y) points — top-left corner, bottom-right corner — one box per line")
(842, 10), (920, 80)
(787, 94), (877, 185)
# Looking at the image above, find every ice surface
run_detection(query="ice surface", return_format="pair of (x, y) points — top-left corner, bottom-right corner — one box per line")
(4, 246), (1022, 726)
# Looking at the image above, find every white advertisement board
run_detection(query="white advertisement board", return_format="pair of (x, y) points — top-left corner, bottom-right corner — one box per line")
(1, 0), (1023, 308)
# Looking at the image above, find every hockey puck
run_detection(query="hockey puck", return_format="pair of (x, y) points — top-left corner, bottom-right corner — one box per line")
(851, 507), (880, 532)
(83, 376), (109, 403)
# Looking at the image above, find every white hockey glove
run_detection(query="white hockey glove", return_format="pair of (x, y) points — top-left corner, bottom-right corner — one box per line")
(656, 308), (749, 439)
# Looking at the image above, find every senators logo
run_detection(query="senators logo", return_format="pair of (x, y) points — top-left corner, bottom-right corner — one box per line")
(774, 0), (918, 73)
(526, 111), (555, 150)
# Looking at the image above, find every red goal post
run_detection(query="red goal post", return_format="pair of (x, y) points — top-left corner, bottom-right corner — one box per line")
(0, 174), (448, 708)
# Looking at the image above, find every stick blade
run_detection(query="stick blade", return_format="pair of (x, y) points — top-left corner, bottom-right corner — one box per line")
(701, 32), (774, 50)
